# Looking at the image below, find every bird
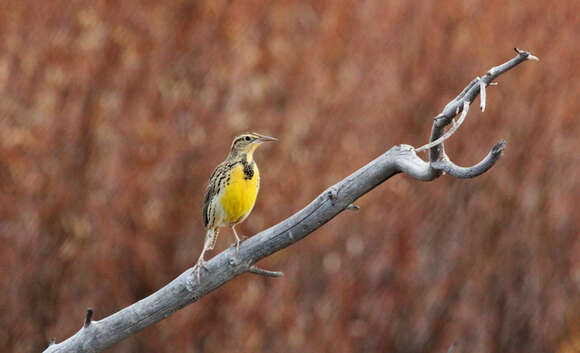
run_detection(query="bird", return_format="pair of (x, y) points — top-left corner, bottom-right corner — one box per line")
(195, 132), (278, 281)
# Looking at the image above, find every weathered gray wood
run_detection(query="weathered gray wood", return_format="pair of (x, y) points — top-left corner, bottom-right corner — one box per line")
(426, 48), (539, 178)
(44, 49), (538, 353)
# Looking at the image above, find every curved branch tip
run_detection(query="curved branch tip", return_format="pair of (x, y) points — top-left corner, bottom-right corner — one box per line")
(431, 139), (505, 179)
(492, 139), (506, 155)
(514, 48), (540, 61)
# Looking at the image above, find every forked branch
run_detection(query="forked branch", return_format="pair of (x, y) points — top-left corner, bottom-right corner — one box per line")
(44, 49), (538, 353)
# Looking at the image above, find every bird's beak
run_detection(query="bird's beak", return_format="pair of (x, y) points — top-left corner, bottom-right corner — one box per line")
(255, 133), (278, 143)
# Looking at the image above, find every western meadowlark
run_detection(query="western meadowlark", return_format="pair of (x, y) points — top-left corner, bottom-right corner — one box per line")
(195, 132), (278, 280)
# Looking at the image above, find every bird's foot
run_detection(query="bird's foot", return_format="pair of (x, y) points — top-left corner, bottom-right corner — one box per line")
(230, 239), (240, 255)
(229, 235), (248, 255)
(229, 235), (248, 246)
(193, 258), (210, 283)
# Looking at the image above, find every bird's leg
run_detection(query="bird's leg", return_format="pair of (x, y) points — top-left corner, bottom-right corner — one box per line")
(231, 225), (241, 255)
(194, 240), (211, 283)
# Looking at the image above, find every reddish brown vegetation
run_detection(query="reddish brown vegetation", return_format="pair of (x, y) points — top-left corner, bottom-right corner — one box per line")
(0, 1), (578, 352)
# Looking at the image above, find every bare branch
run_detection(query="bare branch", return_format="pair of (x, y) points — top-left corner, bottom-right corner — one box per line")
(431, 139), (506, 179)
(44, 49), (537, 353)
(415, 101), (470, 153)
(429, 49), (539, 153)
(515, 47), (539, 61)
(84, 308), (94, 328)
(248, 266), (284, 277)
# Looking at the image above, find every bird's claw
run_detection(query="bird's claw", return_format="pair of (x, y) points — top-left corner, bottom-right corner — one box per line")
(193, 259), (210, 283)
(229, 239), (241, 255)
(230, 235), (247, 255)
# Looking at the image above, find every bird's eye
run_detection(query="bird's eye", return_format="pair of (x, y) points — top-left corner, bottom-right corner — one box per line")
(244, 136), (251, 141)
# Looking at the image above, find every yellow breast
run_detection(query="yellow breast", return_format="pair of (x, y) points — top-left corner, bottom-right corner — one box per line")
(219, 162), (260, 225)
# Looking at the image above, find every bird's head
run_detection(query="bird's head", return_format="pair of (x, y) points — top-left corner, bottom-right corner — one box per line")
(230, 132), (278, 159)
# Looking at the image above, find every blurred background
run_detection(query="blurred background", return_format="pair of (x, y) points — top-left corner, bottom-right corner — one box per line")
(0, 0), (578, 352)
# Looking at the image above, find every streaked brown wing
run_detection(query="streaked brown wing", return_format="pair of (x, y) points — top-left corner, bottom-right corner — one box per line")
(202, 163), (221, 228)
